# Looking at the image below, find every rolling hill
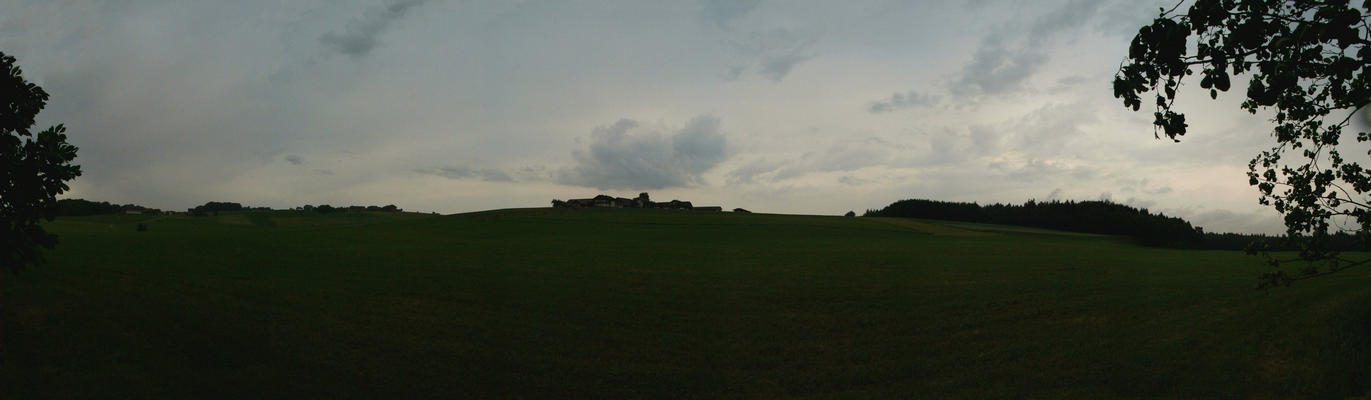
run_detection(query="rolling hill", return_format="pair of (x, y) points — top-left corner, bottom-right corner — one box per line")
(3, 208), (1370, 398)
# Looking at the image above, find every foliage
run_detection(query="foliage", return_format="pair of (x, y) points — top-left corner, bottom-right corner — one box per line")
(0, 51), (81, 270)
(1113, 0), (1371, 286)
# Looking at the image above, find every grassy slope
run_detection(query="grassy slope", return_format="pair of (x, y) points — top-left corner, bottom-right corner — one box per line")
(3, 208), (1370, 399)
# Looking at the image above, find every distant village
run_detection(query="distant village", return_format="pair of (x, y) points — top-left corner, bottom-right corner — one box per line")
(552, 192), (742, 212)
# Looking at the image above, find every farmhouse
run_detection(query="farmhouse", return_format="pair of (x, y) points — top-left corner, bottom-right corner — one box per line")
(554, 192), (728, 212)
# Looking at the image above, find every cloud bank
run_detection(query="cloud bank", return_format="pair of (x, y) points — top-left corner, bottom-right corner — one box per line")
(559, 116), (729, 190)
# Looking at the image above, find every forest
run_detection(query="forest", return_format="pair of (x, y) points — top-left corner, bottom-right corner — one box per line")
(864, 198), (1367, 251)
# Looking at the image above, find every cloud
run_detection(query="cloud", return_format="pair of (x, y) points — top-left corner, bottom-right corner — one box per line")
(0, 1), (1281, 234)
(954, 42), (1048, 95)
(868, 90), (937, 113)
(699, 0), (761, 28)
(726, 158), (784, 184)
(559, 116), (729, 189)
(953, 0), (1103, 95)
(837, 175), (871, 186)
(420, 166), (515, 182)
(728, 136), (912, 184)
(721, 65), (746, 81)
(720, 27), (816, 82)
(320, 0), (427, 58)
(987, 158), (1096, 182)
(752, 29), (815, 82)
(698, 0), (814, 82)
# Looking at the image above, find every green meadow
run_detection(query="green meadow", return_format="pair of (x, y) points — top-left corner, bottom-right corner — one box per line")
(3, 208), (1370, 398)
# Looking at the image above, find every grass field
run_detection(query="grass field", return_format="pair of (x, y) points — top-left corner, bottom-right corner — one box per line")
(4, 208), (1371, 398)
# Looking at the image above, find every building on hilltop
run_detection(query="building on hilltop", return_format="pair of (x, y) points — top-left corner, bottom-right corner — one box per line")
(661, 200), (693, 210)
(554, 192), (713, 211)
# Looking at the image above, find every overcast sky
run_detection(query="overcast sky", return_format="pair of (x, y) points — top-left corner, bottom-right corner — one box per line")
(1, 0), (1316, 233)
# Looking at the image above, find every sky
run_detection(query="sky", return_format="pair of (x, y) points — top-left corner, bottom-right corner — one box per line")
(0, 0), (1327, 234)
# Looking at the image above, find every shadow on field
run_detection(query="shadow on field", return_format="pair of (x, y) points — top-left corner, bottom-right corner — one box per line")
(1321, 302), (1371, 397)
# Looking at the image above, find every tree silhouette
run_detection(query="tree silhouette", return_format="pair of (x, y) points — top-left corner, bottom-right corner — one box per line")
(1114, 1), (1370, 287)
(1, 51), (81, 270)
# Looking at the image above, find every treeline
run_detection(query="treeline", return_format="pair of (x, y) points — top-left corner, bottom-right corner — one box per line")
(865, 199), (1202, 247)
(299, 204), (401, 214)
(861, 199), (1301, 251)
(55, 199), (162, 216)
(865, 198), (1371, 251)
(188, 201), (260, 216)
(53, 199), (407, 217)
(188, 202), (403, 216)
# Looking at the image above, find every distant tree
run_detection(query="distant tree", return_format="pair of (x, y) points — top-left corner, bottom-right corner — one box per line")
(316, 204), (335, 214)
(382, 204), (399, 212)
(551, 199), (567, 208)
(1, 52), (82, 270)
(54, 199), (119, 216)
(1113, 1), (1371, 287)
(189, 201), (243, 215)
(844, 210), (857, 217)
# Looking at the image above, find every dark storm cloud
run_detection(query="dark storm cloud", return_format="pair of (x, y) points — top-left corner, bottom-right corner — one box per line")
(420, 166), (515, 182)
(320, 0), (427, 58)
(868, 90), (938, 113)
(559, 116), (728, 190)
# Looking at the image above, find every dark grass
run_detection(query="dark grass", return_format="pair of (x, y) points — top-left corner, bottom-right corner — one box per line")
(3, 208), (1370, 398)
